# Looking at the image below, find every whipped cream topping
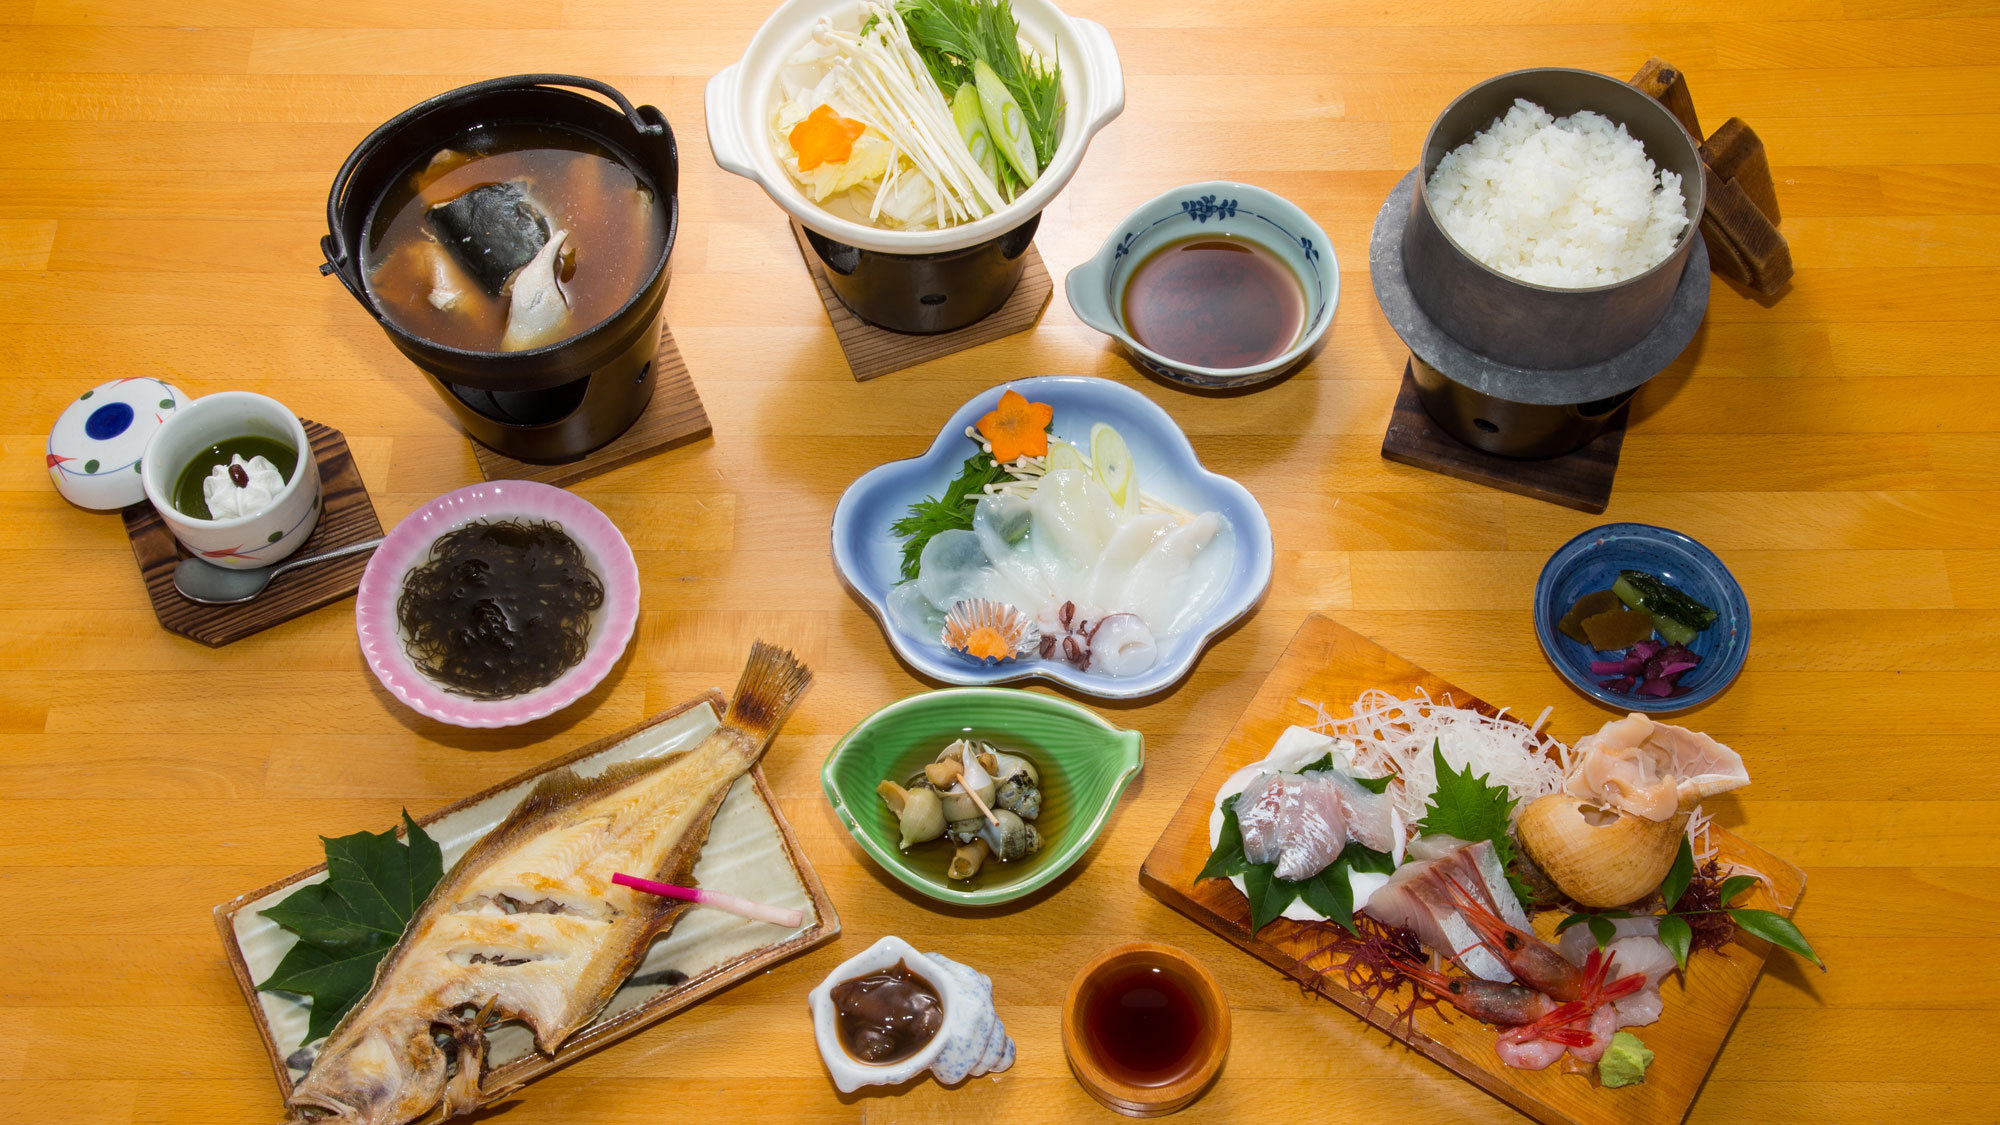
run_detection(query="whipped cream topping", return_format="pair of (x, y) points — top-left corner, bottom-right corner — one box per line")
(201, 454), (284, 520)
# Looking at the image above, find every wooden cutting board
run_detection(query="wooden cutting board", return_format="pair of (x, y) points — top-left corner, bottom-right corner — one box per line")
(1139, 614), (1806, 1125)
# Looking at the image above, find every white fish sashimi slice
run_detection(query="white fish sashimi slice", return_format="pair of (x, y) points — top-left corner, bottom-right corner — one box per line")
(1272, 773), (1349, 881)
(1235, 773), (1290, 868)
(1029, 469), (1121, 576)
(1086, 513), (1176, 611)
(1613, 985), (1664, 1028)
(1363, 868), (1515, 983)
(1320, 769), (1399, 855)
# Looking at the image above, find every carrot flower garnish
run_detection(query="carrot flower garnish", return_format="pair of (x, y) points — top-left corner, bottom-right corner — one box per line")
(976, 389), (1054, 463)
(788, 104), (867, 171)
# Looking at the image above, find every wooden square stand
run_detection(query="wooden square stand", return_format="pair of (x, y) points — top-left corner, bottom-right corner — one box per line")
(123, 420), (383, 647)
(1380, 362), (1628, 514)
(789, 220), (1054, 381)
(473, 323), (711, 487)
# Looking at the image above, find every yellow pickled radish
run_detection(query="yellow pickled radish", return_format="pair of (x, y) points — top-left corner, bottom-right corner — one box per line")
(1090, 423), (1138, 511)
(1045, 439), (1088, 473)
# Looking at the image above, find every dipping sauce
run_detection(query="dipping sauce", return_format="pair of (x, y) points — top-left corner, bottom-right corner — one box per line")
(1121, 236), (1304, 370)
(170, 435), (298, 520)
(830, 959), (944, 1064)
(1079, 958), (1206, 1088)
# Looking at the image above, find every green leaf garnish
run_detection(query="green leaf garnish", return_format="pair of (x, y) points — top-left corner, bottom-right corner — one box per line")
(889, 451), (1008, 582)
(1197, 793), (1250, 881)
(897, 0), (1064, 170)
(1717, 874), (1759, 906)
(1728, 908), (1825, 970)
(1658, 912), (1693, 973)
(1352, 772), (1395, 794)
(1415, 740), (1530, 902)
(1659, 835), (1695, 911)
(257, 811), (444, 1043)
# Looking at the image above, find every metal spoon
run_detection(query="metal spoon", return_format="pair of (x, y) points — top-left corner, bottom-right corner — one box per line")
(173, 536), (384, 605)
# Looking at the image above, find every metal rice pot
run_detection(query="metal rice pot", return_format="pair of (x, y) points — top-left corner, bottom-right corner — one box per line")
(320, 74), (679, 464)
(801, 213), (1040, 335)
(1404, 68), (1705, 371)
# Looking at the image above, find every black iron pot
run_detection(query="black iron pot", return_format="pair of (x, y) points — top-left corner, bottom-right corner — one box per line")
(321, 74), (679, 463)
(802, 213), (1039, 335)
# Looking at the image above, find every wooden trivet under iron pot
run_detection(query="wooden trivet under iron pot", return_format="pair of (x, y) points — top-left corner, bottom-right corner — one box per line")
(123, 420), (383, 647)
(473, 322), (712, 487)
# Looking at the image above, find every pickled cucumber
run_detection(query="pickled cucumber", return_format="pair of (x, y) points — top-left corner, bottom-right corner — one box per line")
(1612, 571), (1717, 646)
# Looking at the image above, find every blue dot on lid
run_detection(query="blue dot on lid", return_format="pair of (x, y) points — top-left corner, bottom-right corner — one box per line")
(84, 401), (135, 441)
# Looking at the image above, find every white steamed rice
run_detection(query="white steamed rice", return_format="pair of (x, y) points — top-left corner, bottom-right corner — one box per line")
(1426, 98), (1689, 288)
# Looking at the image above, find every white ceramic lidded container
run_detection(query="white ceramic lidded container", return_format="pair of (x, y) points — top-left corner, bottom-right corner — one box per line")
(807, 935), (1015, 1093)
(705, 0), (1123, 333)
(139, 391), (322, 569)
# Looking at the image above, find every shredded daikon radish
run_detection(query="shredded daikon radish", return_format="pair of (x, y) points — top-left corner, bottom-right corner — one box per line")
(1303, 689), (1571, 831)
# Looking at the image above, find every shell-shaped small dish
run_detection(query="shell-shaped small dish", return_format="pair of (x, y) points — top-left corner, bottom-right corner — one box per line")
(941, 598), (1040, 665)
(831, 375), (1273, 700)
(823, 688), (1143, 907)
(807, 935), (1014, 1093)
(355, 480), (640, 728)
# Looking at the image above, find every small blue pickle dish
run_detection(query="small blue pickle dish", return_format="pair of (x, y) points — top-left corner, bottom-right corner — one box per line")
(1533, 522), (1752, 714)
(1065, 180), (1339, 389)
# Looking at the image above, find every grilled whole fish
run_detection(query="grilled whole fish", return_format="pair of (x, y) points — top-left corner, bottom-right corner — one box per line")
(282, 642), (813, 1124)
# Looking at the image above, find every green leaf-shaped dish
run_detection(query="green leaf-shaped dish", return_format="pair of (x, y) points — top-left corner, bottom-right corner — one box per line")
(823, 688), (1144, 907)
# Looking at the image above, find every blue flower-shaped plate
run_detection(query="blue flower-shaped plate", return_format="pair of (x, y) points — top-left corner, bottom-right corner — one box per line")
(1533, 522), (1751, 714)
(831, 375), (1274, 699)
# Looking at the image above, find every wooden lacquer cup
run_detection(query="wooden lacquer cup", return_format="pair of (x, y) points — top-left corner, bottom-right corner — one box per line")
(1062, 942), (1230, 1117)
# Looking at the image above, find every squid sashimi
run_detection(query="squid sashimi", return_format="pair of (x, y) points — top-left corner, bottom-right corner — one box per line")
(889, 393), (1238, 679)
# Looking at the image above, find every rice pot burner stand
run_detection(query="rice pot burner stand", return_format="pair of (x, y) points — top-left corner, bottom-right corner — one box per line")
(1373, 68), (1711, 464)
(321, 74), (680, 464)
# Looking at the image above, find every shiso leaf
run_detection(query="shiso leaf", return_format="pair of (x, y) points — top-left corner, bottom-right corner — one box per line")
(257, 811), (444, 1044)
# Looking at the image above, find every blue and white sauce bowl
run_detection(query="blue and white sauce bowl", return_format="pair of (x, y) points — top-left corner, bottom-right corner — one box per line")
(1065, 180), (1339, 389)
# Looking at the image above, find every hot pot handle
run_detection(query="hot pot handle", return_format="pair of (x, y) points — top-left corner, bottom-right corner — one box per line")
(1070, 19), (1126, 140)
(320, 74), (665, 295)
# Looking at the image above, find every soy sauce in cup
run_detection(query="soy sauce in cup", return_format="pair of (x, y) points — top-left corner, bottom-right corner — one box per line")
(1121, 235), (1304, 370)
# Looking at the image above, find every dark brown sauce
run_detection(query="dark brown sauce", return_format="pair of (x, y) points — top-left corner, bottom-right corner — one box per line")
(1080, 960), (1206, 1088)
(1121, 236), (1304, 369)
(395, 519), (604, 700)
(362, 121), (663, 353)
(831, 959), (944, 1064)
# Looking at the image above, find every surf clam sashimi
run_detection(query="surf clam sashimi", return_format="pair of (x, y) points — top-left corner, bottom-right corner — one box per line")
(1516, 713), (1752, 907)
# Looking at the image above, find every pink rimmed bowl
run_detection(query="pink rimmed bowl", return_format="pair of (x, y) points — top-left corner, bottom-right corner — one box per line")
(355, 480), (640, 727)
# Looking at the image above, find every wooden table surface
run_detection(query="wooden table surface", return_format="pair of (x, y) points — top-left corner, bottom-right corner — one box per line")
(3, 2), (1995, 1123)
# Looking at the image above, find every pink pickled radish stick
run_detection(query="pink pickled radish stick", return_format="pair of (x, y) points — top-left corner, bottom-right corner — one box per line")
(611, 872), (804, 928)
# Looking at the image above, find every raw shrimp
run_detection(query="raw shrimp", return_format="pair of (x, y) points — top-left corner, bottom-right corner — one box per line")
(1442, 871), (1589, 1002)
